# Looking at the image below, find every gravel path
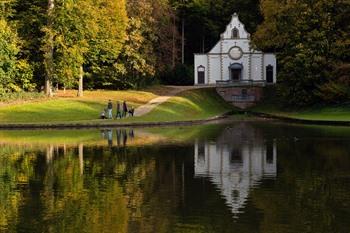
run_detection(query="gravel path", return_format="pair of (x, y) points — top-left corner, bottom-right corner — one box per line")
(134, 86), (202, 117)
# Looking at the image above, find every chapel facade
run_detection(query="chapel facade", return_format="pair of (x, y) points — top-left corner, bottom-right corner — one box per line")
(194, 13), (277, 108)
(194, 13), (277, 86)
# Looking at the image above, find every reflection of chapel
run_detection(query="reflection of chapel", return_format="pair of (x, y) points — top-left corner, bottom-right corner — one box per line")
(194, 124), (277, 216)
(194, 13), (277, 108)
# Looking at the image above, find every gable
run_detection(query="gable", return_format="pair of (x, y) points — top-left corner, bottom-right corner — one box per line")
(209, 13), (251, 53)
(222, 13), (250, 40)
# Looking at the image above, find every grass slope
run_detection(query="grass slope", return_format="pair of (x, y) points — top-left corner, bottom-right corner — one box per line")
(254, 104), (350, 122)
(124, 88), (234, 123)
(252, 87), (350, 122)
(0, 87), (234, 124)
(0, 87), (171, 123)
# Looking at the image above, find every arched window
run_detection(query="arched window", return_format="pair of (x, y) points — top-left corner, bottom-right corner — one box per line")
(197, 66), (205, 84)
(266, 65), (274, 83)
(232, 28), (239, 39)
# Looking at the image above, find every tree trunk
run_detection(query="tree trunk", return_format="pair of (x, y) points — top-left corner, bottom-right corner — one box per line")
(45, 0), (54, 97)
(172, 14), (176, 68)
(45, 78), (52, 97)
(181, 17), (185, 64)
(77, 66), (83, 97)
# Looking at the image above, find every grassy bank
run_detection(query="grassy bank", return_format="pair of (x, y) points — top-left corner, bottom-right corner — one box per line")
(0, 87), (235, 125)
(0, 87), (171, 123)
(253, 104), (350, 122)
(121, 88), (234, 123)
(251, 87), (350, 122)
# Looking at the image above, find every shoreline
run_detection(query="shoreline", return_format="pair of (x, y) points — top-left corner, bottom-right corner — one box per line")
(1, 111), (350, 130)
(0, 113), (237, 130)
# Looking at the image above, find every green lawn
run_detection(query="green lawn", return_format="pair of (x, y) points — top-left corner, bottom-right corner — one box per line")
(0, 87), (235, 125)
(252, 101), (350, 122)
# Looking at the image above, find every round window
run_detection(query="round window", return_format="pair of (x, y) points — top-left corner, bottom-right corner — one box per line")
(228, 46), (243, 60)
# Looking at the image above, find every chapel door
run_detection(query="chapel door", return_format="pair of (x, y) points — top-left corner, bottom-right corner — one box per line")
(198, 71), (205, 84)
(266, 65), (274, 83)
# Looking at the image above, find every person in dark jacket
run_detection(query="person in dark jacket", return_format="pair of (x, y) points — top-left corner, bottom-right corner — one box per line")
(116, 101), (122, 119)
(122, 101), (128, 117)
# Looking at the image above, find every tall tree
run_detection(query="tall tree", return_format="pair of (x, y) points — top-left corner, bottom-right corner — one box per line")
(0, 0), (34, 94)
(42, 0), (128, 95)
(85, 0), (128, 91)
(42, 0), (55, 96)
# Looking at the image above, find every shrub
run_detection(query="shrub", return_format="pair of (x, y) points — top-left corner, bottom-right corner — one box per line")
(0, 91), (45, 103)
(316, 63), (350, 104)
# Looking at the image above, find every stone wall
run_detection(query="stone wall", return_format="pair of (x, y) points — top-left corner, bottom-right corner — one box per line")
(216, 86), (264, 109)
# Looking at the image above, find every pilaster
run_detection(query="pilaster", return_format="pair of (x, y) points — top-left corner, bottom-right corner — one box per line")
(207, 55), (210, 84)
(261, 54), (265, 81)
(220, 40), (224, 80)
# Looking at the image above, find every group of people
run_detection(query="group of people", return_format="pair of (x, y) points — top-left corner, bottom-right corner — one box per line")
(100, 100), (134, 119)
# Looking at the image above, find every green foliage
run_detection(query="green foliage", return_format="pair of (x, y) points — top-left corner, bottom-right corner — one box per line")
(0, 18), (34, 94)
(253, 0), (350, 106)
(316, 64), (350, 104)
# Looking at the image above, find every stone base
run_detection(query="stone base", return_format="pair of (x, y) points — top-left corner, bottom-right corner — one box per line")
(216, 86), (264, 109)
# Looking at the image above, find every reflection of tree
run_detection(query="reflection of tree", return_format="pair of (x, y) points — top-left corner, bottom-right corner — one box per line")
(0, 143), (163, 233)
(0, 146), (35, 231)
(2, 125), (350, 233)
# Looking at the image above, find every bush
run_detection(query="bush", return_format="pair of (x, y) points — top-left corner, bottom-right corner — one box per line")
(316, 63), (350, 104)
(0, 91), (45, 103)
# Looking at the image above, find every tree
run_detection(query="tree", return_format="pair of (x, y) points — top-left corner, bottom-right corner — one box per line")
(42, 0), (128, 96)
(253, 0), (350, 106)
(0, 1), (34, 94)
(41, 0), (55, 96)
(85, 0), (128, 91)
(51, 0), (96, 97)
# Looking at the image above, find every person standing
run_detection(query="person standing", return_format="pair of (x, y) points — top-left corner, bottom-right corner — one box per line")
(116, 101), (122, 119)
(122, 101), (128, 118)
(107, 100), (113, 119)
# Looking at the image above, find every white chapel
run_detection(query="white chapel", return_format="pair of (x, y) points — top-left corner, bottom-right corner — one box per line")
(194, 13), (276, 85)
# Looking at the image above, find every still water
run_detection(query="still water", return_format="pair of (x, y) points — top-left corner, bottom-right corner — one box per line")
(0, 121), (350, 233)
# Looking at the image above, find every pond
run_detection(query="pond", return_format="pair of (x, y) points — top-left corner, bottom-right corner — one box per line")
(0, 121), (350, 233)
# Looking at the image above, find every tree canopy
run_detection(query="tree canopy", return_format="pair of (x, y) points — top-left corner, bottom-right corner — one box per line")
(253, 0), (350, 106)
(0, 0), (349, 106)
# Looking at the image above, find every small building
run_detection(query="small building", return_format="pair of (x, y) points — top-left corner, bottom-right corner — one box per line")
(194, 13), (277, 108)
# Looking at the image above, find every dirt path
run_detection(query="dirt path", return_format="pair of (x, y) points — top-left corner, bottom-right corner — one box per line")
(134, 86), (203, 117)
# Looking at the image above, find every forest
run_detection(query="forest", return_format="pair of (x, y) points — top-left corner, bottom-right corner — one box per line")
(0, 0), (349, 106)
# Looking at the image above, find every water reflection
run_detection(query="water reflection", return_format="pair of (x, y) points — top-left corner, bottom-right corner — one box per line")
(195, 123), (277, 216)
(1, 122), (350, 233)
(101, 129), (135, 147)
